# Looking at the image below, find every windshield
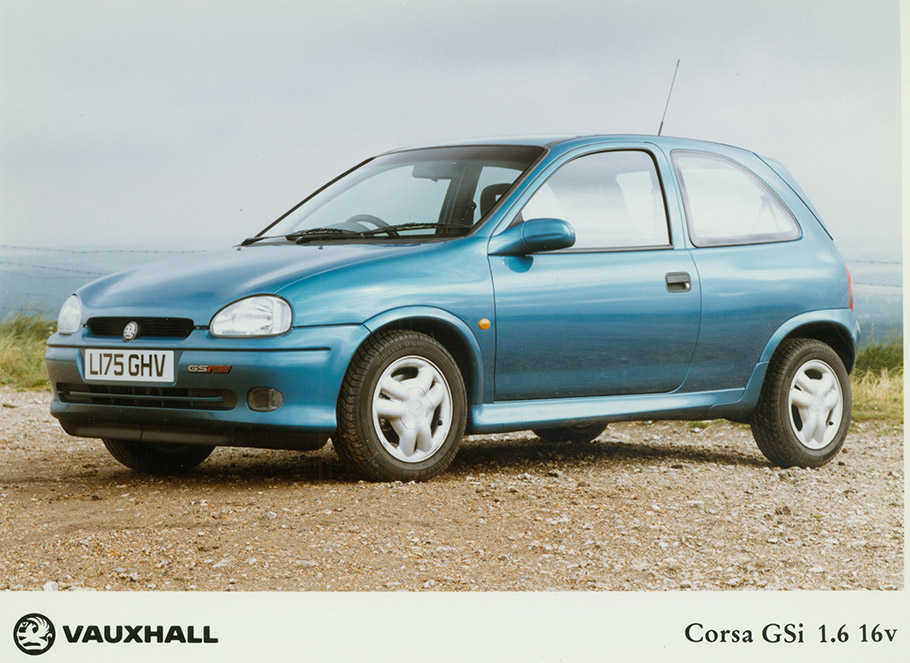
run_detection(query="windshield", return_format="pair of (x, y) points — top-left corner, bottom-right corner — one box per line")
(252, 145), (543, 243)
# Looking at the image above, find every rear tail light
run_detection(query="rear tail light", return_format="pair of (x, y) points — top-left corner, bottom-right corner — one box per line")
(845, 264), (854, 311)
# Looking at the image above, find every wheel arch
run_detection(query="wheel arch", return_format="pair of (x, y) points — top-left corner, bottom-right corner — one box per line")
(362, 307), (486, 406)
(778, 323), (856, 373)
(761, 315), (857, 374)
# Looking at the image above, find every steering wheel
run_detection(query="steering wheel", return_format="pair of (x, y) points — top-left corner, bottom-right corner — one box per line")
(343, 214), (398, 237)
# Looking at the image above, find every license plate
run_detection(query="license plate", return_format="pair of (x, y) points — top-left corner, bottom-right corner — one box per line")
(84, 349), (175, 383)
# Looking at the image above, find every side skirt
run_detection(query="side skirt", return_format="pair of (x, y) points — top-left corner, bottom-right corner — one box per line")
(468, 388), (745, 434)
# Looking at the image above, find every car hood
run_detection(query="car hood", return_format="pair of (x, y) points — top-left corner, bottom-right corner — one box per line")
(76, 242), (430, 323)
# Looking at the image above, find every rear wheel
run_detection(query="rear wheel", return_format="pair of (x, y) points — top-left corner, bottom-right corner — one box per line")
(533, 423), (606, 444)
(750, 338), (851, 467)
(334, 330), (466, 481)
(102, 439), (215, 474)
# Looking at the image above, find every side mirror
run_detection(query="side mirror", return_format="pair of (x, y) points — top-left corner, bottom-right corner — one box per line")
(488, 218), (576, 256)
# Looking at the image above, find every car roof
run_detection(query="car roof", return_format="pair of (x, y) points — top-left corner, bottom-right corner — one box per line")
(383, 134), (754, 155)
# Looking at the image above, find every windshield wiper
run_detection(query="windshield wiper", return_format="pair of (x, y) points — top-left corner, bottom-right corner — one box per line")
(290, 227), (366, 244)
(240, 234), (278, 246)
(241, 223), (465, 246)
(359, 223), (467, 237)
(240, 227), (364, 246)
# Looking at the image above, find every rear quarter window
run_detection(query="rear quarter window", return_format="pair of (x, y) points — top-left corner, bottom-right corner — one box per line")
(672, 150), (800, 247)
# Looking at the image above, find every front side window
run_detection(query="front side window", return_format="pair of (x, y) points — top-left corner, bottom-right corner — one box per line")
(519, 150), (670, 250)
(672, 151), (800, 247)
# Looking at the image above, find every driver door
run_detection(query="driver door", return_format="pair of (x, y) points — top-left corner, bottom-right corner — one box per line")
(489, 148), (701, 400)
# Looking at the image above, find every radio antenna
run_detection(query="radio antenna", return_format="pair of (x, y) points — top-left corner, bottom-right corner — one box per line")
(657, 59), (680, 136)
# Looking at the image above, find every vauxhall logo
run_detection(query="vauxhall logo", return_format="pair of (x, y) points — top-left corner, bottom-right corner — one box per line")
(13, 614), (217, 655)
(14, 614), (55, 655)
(122, 320), (139, 342)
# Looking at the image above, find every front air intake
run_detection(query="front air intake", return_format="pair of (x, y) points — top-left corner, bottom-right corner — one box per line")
(87, 317), (196, 339)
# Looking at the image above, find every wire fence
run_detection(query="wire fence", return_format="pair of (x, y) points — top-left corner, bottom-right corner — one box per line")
(0, 244), (204, 255)
(844, 259), (902, 265)
(853, 282), (903, 289)
(0, 260), (109, 276)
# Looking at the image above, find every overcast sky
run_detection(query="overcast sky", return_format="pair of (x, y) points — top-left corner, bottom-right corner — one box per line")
(0, 1), (901, 259)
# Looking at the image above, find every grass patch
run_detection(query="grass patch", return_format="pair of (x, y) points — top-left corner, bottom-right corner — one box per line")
(851, 341), (903, 423)
(854, 339), (903, 374)
(851, 368), (903, 423)
(0, 315), (54, 389)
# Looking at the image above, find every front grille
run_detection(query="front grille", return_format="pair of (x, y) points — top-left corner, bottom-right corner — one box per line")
(57, 384), (236, 411)
(87, 317), (196, 339)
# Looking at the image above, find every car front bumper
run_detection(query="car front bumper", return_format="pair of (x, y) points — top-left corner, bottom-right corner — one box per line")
(45, 325), (369, 449)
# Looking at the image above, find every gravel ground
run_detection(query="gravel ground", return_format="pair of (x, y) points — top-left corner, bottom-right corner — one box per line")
(0, 387), (903, 592)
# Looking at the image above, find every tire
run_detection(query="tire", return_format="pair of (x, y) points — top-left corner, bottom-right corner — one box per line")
(334, 330), (467, 481)
(750, 338), (851, 467)
(102, 439), (215, 474)
(533, 423), (606, 444)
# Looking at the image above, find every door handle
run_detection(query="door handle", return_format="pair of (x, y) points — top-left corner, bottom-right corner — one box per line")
(665, 271), (691, 292)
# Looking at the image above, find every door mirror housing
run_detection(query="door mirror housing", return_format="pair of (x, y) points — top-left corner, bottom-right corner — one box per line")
(488, 218), (576, 256)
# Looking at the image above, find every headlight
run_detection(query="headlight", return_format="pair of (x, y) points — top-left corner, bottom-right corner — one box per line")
(57, 295), (82, 334)
(210, 295), (292, 337)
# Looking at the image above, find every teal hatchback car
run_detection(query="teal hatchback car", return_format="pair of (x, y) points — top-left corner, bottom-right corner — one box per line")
(46, 135), (859, 481)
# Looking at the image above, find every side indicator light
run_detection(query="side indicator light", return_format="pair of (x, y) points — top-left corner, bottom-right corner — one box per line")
(478, 318), (491, 330)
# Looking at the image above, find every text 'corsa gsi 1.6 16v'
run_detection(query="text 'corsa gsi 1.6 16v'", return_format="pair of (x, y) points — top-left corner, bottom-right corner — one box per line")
(46, 135), (859, 481)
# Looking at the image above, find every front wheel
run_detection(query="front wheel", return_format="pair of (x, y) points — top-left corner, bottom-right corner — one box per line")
(102, 439), (215, 474)
(750, 338), (851, 467)
(333, 330), (466, 481)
